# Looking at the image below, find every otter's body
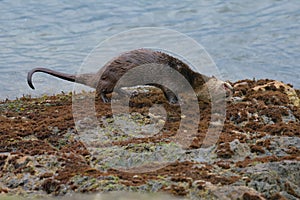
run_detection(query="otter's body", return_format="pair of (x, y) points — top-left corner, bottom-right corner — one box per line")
(28, 49), (231, 103)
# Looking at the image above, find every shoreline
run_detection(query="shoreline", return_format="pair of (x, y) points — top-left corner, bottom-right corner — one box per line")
(0, 78), (299, 200)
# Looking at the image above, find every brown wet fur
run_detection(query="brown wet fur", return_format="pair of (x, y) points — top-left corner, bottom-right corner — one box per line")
(1, 78), (300, 198)
(28, 49), (225, 103)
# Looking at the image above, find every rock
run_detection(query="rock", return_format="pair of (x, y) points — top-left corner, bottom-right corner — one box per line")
(1, 79), (299, 199)
(266, 136), (300, 157)
(242, 161), (300, 199)
(252, 81), (300, 107)
(196, 182), (266, 200)
(229, 139), (251, 161)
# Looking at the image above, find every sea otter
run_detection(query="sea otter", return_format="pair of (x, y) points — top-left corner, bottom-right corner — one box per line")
(27, 49), (232, 103)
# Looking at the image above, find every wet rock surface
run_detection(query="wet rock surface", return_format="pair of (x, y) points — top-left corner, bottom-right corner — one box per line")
(0, 79), (299, 199)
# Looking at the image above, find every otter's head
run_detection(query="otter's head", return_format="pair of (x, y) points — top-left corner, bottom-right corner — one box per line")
(194, 76), (233, 102)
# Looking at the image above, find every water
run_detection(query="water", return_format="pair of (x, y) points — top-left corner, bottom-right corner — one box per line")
(0, 0), (299, 99)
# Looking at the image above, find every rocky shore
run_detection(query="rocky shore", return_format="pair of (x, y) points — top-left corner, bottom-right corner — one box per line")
(0, 79), (299, 200)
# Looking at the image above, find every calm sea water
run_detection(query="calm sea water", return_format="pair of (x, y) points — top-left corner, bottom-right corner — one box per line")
(0, 0), (299, 99)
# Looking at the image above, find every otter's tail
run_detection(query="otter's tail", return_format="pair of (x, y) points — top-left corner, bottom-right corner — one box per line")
(27, 67), (76, 89)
